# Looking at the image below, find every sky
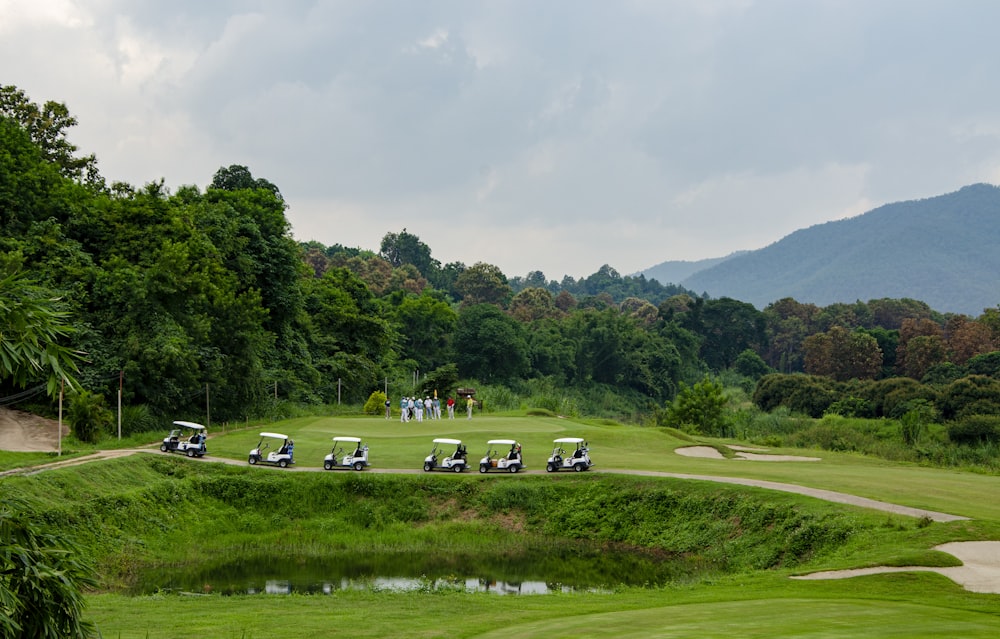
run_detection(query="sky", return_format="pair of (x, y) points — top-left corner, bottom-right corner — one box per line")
(4, 1), (1000, 282)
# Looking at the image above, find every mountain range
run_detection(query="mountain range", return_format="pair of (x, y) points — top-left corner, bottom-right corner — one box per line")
(638, 183), (1000, 316)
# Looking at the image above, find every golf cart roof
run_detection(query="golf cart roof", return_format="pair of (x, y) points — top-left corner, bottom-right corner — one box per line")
(554, 437), (586, 444)
(433, 437), (463, 445)
(172, 421), (206, 431)
(259, 432), (288, 439)
(487, 439), (518, 445)
(332, 436), (362, 443)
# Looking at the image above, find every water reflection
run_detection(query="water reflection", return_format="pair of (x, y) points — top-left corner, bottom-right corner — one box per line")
(246, 577), (596, 596)
(133, 545), (705, 596)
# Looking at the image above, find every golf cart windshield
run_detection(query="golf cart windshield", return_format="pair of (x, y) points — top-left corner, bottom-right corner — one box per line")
(333, 436), (362, 454)
(258, 432), (288, 448)
(487, 439), (518, 456)
(432, 437), (462, 453)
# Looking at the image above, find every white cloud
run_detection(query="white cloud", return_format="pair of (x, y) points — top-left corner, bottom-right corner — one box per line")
(416, 28), (449, 50)
(0, 0), (91, 32)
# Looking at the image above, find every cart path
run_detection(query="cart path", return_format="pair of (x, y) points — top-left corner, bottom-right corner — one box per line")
(0, 448), (967, 522)
(599, 469), (968, 522)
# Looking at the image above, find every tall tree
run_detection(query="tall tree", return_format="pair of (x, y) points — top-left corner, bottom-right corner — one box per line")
(391, 290), (457, 371)
(944, 316), (996, 365)
(509, 287), (561, 322)
(897, 318), (945, 379)
(209, 164), (282, 200)
(696, 297), (767, 371)
(454, 262), (512, 307)
(803, 326), (883, 381)
(452, 304), (529, 382)
(303, 267), (397, 403)
(0, 85), (101, 185)
(378, 229), (437, 277)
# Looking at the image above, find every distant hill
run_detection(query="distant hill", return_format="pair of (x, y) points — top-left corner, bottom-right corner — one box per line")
(635, 253), (743, 286)
(651, 184), (1000, 315)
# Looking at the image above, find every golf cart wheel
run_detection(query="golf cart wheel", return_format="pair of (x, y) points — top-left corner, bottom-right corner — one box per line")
(159, 443), (168, 452)
(186, 449), (195, 458)
(278, 459), (289, 468)
(546, 463), (556, 472)
(248, 456), (258, 465)
(479, 464), (488, 473)
(323, 461), (333, 470)
(353, 461), (364, 471)
(423, 462), (434, 472)
(509, 464), (519, 474)
(573, 463), (585, 472)
(453, 464), (463, 473)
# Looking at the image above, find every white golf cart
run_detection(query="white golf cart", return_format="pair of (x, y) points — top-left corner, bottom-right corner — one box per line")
(545, 437), (592, 472)
(248, 432), (295, 468)
(479, 439), (524, 473)
(423, 437), (468, 472)
(160, 421), (207, 457)
(324, 436), (369, 471)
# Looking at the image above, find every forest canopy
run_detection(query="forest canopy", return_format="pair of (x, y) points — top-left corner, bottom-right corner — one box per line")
(4, 85), (1000, 432)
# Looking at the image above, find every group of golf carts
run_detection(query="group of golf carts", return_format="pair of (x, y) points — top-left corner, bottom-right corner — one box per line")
(422, 436), (592, 473)
(160, 422), (592, 474)
(245, 432), (371, 471)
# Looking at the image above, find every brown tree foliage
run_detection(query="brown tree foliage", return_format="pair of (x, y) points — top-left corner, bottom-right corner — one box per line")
(509, 287), (562, 322)
(803, 325), (883, 381)
(896, 318), (945, 378)
(945, 316), (997, 365)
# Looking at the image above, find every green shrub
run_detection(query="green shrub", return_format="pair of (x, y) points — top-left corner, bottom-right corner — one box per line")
(947, 415), (1000, 445)
(899, 399), (936, 446)
(363, 390), (388, 415)
(826, 396), (874, 418)
(661, 377), (728, 436)
(753, 374), (839, 417)
(67, 390), (113, 443)
(940, 375), (1000, 419)
(120, 404), (158, 435)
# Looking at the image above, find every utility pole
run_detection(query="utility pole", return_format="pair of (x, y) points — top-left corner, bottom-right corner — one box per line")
(117, 370), (123, 440)
(58, 378), (63, 457)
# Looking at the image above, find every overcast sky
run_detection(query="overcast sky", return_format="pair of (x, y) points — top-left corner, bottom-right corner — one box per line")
(4, 1), (1000, 281)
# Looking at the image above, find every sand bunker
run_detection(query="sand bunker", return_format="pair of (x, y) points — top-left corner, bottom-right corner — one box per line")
(0, 408), (65, 452)
(792, 541), (1000, 594)
(675, 445), (820, 462)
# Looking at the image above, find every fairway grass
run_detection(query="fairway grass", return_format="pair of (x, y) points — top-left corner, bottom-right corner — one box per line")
(200, 414), (1000, 521)
(87, 573), (1000, 639)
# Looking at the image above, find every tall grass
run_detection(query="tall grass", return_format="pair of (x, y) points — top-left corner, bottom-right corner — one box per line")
(734, 408), (1000, 473)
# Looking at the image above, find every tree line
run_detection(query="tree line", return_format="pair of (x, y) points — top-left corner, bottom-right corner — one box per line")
(4, 84), (1000, 435)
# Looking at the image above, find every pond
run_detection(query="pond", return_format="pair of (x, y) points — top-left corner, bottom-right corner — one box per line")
(131, 543), (710, 596)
